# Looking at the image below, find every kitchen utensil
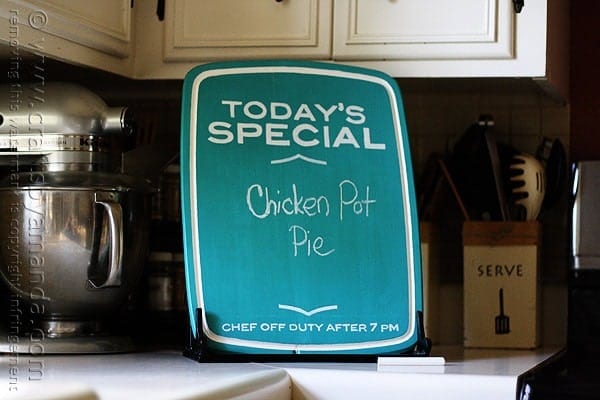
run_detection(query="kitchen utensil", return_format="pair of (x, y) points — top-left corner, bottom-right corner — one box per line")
(417, 153), (443, 219)
(510, 153), (546, 221)
(451, 116), (516, 221)
(451, 120), (495, 220)
(484, 123), (511, 221)
(495, 288), (510, 335)
(535, 138), (567, 209)
(438, 158), (470, 220)
(0, 171), (150, 337)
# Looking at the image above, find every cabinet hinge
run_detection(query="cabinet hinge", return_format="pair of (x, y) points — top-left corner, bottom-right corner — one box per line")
(157, 0), (165, 21)
(513, 0), (524, 13)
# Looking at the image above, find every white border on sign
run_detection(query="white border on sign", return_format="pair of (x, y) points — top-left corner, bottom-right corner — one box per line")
(188, 65), (416, 352)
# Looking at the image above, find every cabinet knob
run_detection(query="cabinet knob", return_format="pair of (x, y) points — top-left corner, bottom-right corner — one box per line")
(512, 0), (524, 13)
(156, 0), (165, 21)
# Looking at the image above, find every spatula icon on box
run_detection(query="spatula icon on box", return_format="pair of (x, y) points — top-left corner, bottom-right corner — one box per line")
(495, 288), (510, 334)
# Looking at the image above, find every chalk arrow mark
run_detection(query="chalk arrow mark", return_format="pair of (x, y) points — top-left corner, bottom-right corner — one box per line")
(270, 153), (327, 166)
(278, 304), (338, 316)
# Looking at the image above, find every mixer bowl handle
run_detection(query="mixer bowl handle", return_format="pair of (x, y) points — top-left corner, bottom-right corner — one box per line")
(90, 193), (123, 288)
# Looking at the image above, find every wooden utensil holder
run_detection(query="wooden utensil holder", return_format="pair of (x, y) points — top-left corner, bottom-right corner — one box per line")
(463, 221), (541, 349)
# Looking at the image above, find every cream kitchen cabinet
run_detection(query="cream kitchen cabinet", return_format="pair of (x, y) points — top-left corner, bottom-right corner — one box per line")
(0, 0), (568, 99)
(138, 0), (567, 99)
(334, 0), (515, 61)
(133, 0), (332, 79)
(163, 0), (332, 62)
(0, 0), (134, 76)
(332, 0), (568, 99)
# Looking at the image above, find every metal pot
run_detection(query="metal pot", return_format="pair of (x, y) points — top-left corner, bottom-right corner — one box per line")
(0, 172), (150, 337)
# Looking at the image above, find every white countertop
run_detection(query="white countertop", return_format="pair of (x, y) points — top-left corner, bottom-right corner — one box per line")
(269, 346), (557, 400)
(1, 347), (558, 400)
(1, 351), (291, 400)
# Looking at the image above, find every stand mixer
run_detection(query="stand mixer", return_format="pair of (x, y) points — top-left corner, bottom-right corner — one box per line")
(0, 83), (151, 353)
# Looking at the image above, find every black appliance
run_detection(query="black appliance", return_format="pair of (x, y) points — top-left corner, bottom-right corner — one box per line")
(518, 160), (600, 399)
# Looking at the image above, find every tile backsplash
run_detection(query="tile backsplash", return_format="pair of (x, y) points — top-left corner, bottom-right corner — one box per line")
(397, 78), (570, 346)
(397, 78), (570, 175)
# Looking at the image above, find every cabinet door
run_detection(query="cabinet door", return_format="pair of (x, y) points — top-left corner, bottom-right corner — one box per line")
(6, 0), (132, 58)
(163, 0), (332, 61)
(333, 0), (514, 60)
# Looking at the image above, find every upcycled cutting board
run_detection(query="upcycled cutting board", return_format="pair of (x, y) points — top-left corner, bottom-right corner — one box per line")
(180, 60), (423, 356)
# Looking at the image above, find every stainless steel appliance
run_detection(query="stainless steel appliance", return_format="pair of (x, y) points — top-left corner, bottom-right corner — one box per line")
(518, 160), (600, 399)
(571, 161), (600, 271)
(0, 83), (151, 353)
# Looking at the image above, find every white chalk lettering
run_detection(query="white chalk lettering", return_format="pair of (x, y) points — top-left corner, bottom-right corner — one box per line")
(289, 224), (335, 257)
(339, 180), (376, 220)
(246, 183), (330, 219)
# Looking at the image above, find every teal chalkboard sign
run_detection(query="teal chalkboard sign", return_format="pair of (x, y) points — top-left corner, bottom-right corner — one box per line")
(181, 60), (424, 356)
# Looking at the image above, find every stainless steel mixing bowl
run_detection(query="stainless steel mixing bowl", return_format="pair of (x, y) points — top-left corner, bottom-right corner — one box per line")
(0, 172), (150, 336)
